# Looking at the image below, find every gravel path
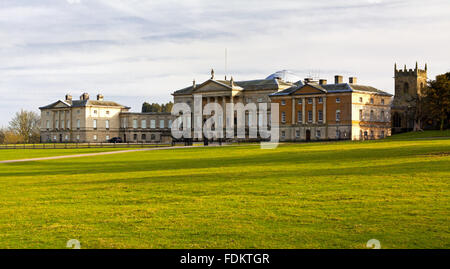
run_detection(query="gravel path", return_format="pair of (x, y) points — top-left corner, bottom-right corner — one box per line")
(0, 146), (197, 164)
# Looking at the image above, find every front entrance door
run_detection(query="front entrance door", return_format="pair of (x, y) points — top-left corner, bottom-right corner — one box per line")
(306, 130), (311, 141)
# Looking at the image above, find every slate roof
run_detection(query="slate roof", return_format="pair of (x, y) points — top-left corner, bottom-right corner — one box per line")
(172, 78), (293, 95)
(270, 82), (392, 97)
(39, 99), (129, 109)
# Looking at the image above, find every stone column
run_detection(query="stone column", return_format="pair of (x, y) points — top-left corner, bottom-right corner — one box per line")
(302, 98), (306, 123)
(291, 98), (295, 124)
(312, 97), (316, 123)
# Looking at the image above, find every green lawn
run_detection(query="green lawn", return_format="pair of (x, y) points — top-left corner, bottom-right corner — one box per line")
(0, 133), (449, 249)
(0, 148), (132, 161)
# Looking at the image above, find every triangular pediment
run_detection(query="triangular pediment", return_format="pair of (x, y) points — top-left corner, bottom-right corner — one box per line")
(293, 84), (327, 95)
(39, 100), (71, 110)
(192, 79), (233, 93)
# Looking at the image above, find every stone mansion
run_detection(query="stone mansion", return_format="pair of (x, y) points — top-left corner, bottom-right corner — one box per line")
(39, 67), (409, 143)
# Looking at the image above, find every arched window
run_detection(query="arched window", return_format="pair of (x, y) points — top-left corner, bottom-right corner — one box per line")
(403, 82), (409, 94)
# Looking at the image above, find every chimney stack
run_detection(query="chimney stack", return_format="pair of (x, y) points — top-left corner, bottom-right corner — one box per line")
(80, 93), (89, 100)
(349, 77), (357, 84)
(96, 94), (104, 101)
(334, 75), (343, 84)
(65, 94), (72, 102)
(319, 79), (327, 85)
(304, 78), (313, 83)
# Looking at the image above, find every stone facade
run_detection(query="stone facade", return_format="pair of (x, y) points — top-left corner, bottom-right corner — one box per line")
(270, 77), (392, 141)
(39, 93), (173, 143)
(391, 62), (428, 133)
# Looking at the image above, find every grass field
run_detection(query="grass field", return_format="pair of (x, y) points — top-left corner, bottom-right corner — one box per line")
(0, 132), (449, 249)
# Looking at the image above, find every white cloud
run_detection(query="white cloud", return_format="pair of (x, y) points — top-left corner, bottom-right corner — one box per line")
(0, 0), (449, 126)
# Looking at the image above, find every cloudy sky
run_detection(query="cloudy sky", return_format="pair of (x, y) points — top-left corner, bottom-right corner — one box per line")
(0, 0), (449, 126)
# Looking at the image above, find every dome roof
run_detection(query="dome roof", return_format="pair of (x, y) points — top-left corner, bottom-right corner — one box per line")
(266, 70), (301, 83)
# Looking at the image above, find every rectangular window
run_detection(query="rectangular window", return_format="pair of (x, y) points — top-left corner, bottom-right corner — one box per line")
(370, 110), (374, 121)
(336, 97), (340, 103)
(77, 119), (80, 129)
(77, 110), (80, 114)
(141, 119), (146, 129)
(106, 120), (110, 129)
(281, 131), (286, 138)
(308, 98), (312, 104)
(93, 110), (97, 115)
(318, 97), (323, 104)
(281, 112), (286, 123)
(308, 111), (312, 122)
(381, 110), (385, 121)
(106, 111), (110, 115)
(336, 110), (341, 122)
(168, 120), (173, 128)
(298, 111), (302, 123)
(316, 130), (321, 138)
(141, 134), (146, 140)
(133, 134), (137, 140)
(370, 98), (374, 104)
(53, 135), (57, 141)
(93, 134), (97, 141)
(67, 120), (70, 129)
(318, 110), (323, 122)
(281, 100), (286, 106)
(160, 120), (165, 128)
(46, 120), (50, 129)
(381, 130), (385, 137)
(61, 120), (65, 129)
(359, 97), (363, 103)
(296, 130), (300, 137)
(46, 111), (49, 116)
(76, 134), (80, 141)
(93, 119), (97, 129)
(257, 98), (263, 102)
(65, 134), (69, 141)
(55, 120), (59, 129)
(359, 109), (363, 120)
(150, 120), (156, 128)
(106, 135), (110, 141)
(298, 99), (302, 105)
(381, 99), (385, 105)
(133, 119), (138, 128)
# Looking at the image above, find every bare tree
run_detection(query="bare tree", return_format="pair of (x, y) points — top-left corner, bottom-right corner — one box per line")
(8, 110), (41, 143)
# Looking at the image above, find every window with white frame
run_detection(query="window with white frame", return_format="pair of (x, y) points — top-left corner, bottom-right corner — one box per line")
(141, 119), (146, 129)
(298, 99), (302, 105)
(67, 120), (70, 129)
(46, 120), (50, 129)
(106, 135), (109, 141)
(53, 135), (57, 141)
(316, 130), (321, 138)
(336, 97), (340, 103)
(55, 120), (59, 129)
(318, 97), (323, 104)
(106, 120), (110, 129)
(281, 112), (286, 123)
(77, 109), (80, 114)
(336, 110), (341, 122)
(61, 119), (65, 129)
(296, 130), (300, 137)
(168, 120), (173, 128)
(150, 120), (156, 128)
(160, 120), (165, 128)
(93, 134), (97, 141)
(308, 98), (312, 104)
(281, 131), (286, 138)
(46, 111), (50, 116)
(76, 134), (80, 141)
(308, 110), (312, 122)
(65, 134), (69, 141)
(133, 119), (138, 128)
(77, 119), (80, 129)
(298, 111), (302, 123)
(93, 119), (97, 129)
(281, 100), (286, 106)
(370, 98), (374, 104)
(318, 110), (323, 122)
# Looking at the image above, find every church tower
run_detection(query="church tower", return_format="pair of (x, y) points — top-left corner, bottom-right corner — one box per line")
(392, 62), (428, 133)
